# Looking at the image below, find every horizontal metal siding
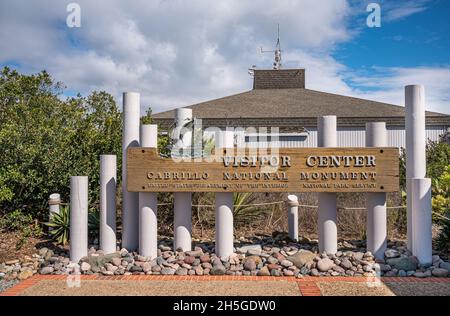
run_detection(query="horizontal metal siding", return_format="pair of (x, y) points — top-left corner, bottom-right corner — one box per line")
(207, 126), (447, 148)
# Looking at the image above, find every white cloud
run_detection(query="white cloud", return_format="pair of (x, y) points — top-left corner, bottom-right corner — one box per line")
(0, 0), (448, 115)
(347, 67), (450, 113)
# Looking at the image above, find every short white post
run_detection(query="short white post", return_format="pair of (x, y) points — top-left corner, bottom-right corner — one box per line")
(70, 176), (88, 262)
(173, 108), (193, 251)
(122, 92), (140, 251)
(317, 115), (337, 254)
(405, 85), (426, 251)
(287, 194), (299, 241)
(174, 193), (192, 252)
(411, 178), (432, 264)
(48, 193), (61, 231)
(100, 155), (117, 254)
(215, 130), (234, 259)
(139, 124), (158, 258)
(365, 122), (387, 260)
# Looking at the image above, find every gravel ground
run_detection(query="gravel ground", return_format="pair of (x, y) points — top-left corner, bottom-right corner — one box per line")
(19, 280), (302, 296)
(0, 279), (19, 293)
(317, 282), (395, 296)
(383, 282), (450, 296)
(317, 281), (450, 296)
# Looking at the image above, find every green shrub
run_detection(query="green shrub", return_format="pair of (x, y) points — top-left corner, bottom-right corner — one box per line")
(88, 208), (100, 240)
(0, 67), (122, 220)
(436, 210), (450, 252)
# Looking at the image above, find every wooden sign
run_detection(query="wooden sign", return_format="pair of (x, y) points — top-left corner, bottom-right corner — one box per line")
(127, 147), (399, 193)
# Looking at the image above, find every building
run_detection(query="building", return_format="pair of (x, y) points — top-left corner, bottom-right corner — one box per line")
(153, 68), (450, 148)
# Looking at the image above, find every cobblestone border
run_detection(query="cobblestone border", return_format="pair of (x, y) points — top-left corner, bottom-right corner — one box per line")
(1, 275), (449, 296)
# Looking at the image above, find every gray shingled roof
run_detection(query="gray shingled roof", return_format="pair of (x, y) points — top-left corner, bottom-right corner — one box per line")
(153, 87), (446, 119)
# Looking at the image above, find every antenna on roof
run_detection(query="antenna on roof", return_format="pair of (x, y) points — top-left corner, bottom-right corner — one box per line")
(260, 23), (282, 70)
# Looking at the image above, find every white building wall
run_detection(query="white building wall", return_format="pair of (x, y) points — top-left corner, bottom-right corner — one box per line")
(237, 126), (447, 148)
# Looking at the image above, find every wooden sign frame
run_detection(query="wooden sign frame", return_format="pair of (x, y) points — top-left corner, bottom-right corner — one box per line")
(127, 147), (399, 193)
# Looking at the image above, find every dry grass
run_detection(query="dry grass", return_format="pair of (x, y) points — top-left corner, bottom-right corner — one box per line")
(156, 192), (407, 241)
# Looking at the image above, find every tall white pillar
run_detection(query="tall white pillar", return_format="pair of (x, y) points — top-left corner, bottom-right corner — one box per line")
(215, 130), (234, 259)
(317, 115), (337, 254)
(365, 122), (387, 260)
(70, 176), (88, 262)
(100, 155), (117, 254)
(287, 194), (299, 241)
(139, 124), (158, 258)
(411, 178), (432, 264)
(405, 85), (426, 251)
(48, 193), (61, 231)
(122, 92), (140, 251)
(173, 108), (193, 251)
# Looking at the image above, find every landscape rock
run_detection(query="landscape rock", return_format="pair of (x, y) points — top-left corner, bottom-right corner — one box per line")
(384, 249), (400, 258)
(386, 256), (418, 271)
(257, 266), (271, 276)
(317, 258), (335, 272)
(286, 250), (315, 268)
(431, 268), (449, 277)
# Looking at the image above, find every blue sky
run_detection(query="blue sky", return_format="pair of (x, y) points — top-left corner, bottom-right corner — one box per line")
(0, 0), (449, 114)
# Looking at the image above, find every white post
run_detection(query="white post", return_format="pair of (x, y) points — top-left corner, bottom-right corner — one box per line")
(70, 176), (88, 262)
(411, 178), (432, 264)
(287, 194), (299, 241)
(122, 92), (140, 251)
(139, 124), (158, 258)
(405, 85), (426, 251)
(48, 193), (61, 231)
(174, 193), (192, 252)
(100, 155), (117, 254)
(317, 115), (337, 254)
(365, 122), (387, 260)
(173, 108), (193, 251)
(215, 130), (234, 259)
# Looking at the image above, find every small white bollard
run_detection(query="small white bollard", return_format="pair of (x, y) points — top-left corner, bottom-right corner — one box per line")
(287, 194), (299, 241)
(100, 155), (117, 254)
(48, 193), (61, 231)
(317, 115), (337, 254)
(215, 130), (235, 259)
(365, 122), (388, 260)
(405, 85), (426, 251)
(411, 178), (432, 264)
(70, 176), (88, 263)
(173, 108), (193, 252)
(174, 193), (192, 252)
(139, 124), (158, 258)
(122, 92), (140, 251)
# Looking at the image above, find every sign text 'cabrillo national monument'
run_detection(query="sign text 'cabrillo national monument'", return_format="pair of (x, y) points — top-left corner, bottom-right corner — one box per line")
(128, 148), (398, 192)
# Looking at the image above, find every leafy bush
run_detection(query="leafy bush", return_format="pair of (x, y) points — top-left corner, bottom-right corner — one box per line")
(432, 165), (450, 221)
(88, 208), (100, 240)
(0, 67), (122, 220)
(436, 210), (450, 252)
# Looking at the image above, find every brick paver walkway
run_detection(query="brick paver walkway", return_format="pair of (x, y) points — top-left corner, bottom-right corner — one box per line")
(1, 275), (449, 296)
